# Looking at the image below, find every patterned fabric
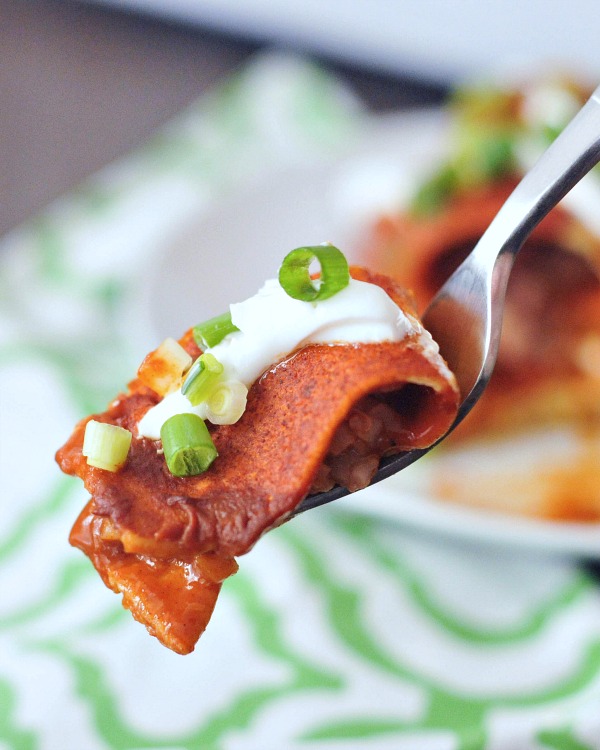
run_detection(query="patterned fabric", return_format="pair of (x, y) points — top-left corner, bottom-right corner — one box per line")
(1, 54), (600, 750)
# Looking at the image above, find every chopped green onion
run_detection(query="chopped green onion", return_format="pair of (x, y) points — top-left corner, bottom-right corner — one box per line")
(278, 244), (350, 302)
(160, 413), (218, 477)
(82, 420), (132, 472)
(411, 132), (516, 217)
(182, 353), (224, 406)
(411, 164), (459, 216)
(456, 128), (516, 182)
(193, 312), (239, 350)
(204, 380), (248, 425)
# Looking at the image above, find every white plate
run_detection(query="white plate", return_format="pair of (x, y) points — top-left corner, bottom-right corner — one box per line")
(146, 109), (600, 558)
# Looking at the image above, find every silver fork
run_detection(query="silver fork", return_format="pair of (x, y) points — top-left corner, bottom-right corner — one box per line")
(296, 83), (600, 515)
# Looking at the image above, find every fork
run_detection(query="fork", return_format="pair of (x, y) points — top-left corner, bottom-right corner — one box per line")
(296, 83), (600, 514)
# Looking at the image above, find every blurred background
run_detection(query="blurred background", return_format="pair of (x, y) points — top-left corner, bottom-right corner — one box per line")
(2, 0), (599, 237)
(0, 0), (450, 235)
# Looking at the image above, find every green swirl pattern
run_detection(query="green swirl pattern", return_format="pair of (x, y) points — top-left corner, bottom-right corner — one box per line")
(1, 55), (600, 749)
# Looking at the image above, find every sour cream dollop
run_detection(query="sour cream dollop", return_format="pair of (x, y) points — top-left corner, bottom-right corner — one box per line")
(138, 276), (416, 439)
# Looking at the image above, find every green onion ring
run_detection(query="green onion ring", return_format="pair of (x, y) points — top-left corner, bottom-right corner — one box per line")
(181, 353), (224, 406)
(205, 380), (248, 425)
(160, 413), (218, 477)
(82, 420), (132, 472)
(278, 244), (349, 302)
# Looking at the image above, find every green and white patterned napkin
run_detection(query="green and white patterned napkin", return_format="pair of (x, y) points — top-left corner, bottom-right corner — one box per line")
(1, 53), (600, 750)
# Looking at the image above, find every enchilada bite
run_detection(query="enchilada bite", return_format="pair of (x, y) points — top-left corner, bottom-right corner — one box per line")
(56, 247), (459, 653)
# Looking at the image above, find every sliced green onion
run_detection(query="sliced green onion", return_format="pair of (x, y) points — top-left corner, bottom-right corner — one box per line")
(82, 420), (132, 472)
(204, 380), (248, 425)
(193, 312), (239, 350)
(411, 164), (459, 216)
(456, 128), (516, 182)
(278, 244), (350, 302)
(181, 353), (224, 406)
(160, 413), (218, 477)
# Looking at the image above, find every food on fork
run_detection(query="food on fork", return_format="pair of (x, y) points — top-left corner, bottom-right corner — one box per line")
(362, 75), (600, 521)
(56, 246), (459, 653)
